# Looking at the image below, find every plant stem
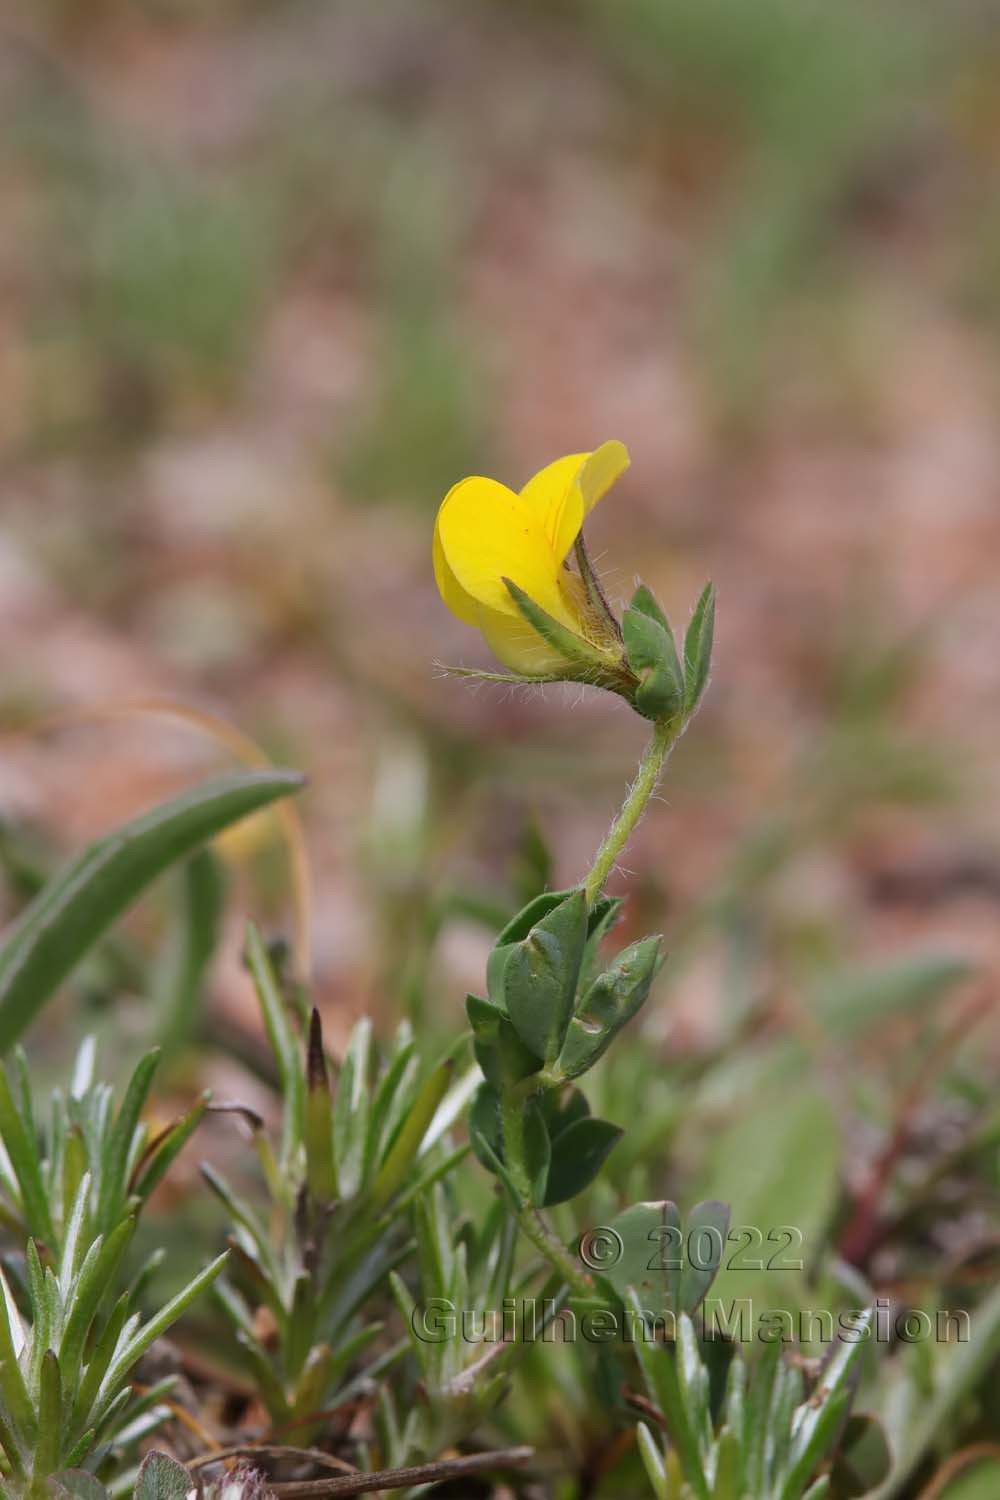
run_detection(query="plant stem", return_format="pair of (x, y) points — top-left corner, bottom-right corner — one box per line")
(583, 718), (677, 905)
(501, 1093), (593, 1301)
(515, 1204), (594, 1302)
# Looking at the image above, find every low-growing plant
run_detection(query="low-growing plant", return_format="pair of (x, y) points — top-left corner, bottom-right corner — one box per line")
(0, 443), (993, 1497)
(0, 1041), (226, 1496)
(204, 926), (469, 1437)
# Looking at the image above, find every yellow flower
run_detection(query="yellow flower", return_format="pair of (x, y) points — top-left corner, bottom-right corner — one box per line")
(433, 440), (630, 676)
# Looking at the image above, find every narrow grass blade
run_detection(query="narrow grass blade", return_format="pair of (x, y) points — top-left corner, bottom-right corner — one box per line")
(0, 769), (304, 1052)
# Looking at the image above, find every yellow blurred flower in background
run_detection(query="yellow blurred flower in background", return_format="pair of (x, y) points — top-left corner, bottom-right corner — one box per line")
(433, 440), (630, 675)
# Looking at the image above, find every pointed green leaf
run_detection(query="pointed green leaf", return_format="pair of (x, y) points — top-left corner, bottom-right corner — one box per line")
(304, 1009), (337, 1205)
(630, 583), (671, 634)
(521, 1097), (551, 1206)
(134, 1091), (211, 1202)
(503, 577), (613, 676)
(0, 769), (304, 1052)
(245, 922), (305, 1172)
(33, 1348), (62, 1478)
(629, 1293), (709, 1500)
(636, 1421), (668, 1500)
(713, 1427), (742, 1500)
(371, 1059), (454, 1211)
(0, 1062), (54, 1245)
(97, 1047), (160, 1232)
(503, 889), (588, 1063)
(683, 582), (715, 713)
(558, 935), (662, 1078)
(333, 1016), (372, 1200)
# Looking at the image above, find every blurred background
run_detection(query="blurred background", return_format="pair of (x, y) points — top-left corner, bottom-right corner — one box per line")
(2, 0), (1000, 1333)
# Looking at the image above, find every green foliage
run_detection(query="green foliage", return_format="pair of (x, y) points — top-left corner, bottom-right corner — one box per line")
(0, 1041), (225, 1493)
(633, 1306), (872, 1500)
(207, 933), (471, 1434)
(623, 595), (685, 723)
(0, 770), (303, 1053)
(0, 1038), (208, 1262)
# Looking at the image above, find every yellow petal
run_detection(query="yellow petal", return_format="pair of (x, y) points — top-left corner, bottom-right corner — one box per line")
(433, 512), (479, 625)
(478, 605), (572, 676)
(578, 440), (630, 515)
(518, 440), (631, 564)
(519, 453), (589, 561)
(435, 475), (575, 627)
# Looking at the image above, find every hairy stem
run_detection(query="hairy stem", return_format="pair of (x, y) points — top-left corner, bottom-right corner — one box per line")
(515, 1204), (593, 1302)
(501, 1093), (593, 1301)
(582, 718), (677, 905)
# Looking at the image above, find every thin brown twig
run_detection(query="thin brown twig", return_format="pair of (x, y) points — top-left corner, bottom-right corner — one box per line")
(267, 1445), (535, 1497)
(622, 1386), (665, 1429)
(188, 1444), (358, 1476)
(918, 1442), (1000, 1499)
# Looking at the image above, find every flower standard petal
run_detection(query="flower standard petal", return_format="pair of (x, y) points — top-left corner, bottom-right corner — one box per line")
(519, 453), (589, 562)
(519, 440), (631, 564)
(578, 440), (630, 515)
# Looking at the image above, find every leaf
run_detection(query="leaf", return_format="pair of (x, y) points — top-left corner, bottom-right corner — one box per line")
(777, 1389), (851, 1500)
(466, 994), (542, 1089)
(0, 1061), (55, 1244)
(134, 1090), (211, 1201)
(829, 1413), (892, 1498)
(602, 1199), (683, 1316)
(543, 1117), (623, 1205)
(468, 1083), (503, 1172)
(489, 890), (621, 1002)
(678, 1199), (730, 1315)
(521, 1098), (551, 1206)
(97, 1047), (161, 1232)
(34, 1348), (62, 1477)
(630, 1297), (710, 1500)
(636, 1421), (668, 1500)
(245, 922), (306, 1172)
(0, 769), (304, 1053)
(630, 583), (672, 634)
(133, 1451), (192, 1500)
(502, 889), (588, 1063)
(623, 605), (684, 722)
(683, 582), (715, 713)
(371, 1058), (454, 1210)
(99, 1253), (228, 1412)
(304, 1008), (337, 1205)
(557, 935), (662, 1078)
(334, 1017), (373, 1200)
